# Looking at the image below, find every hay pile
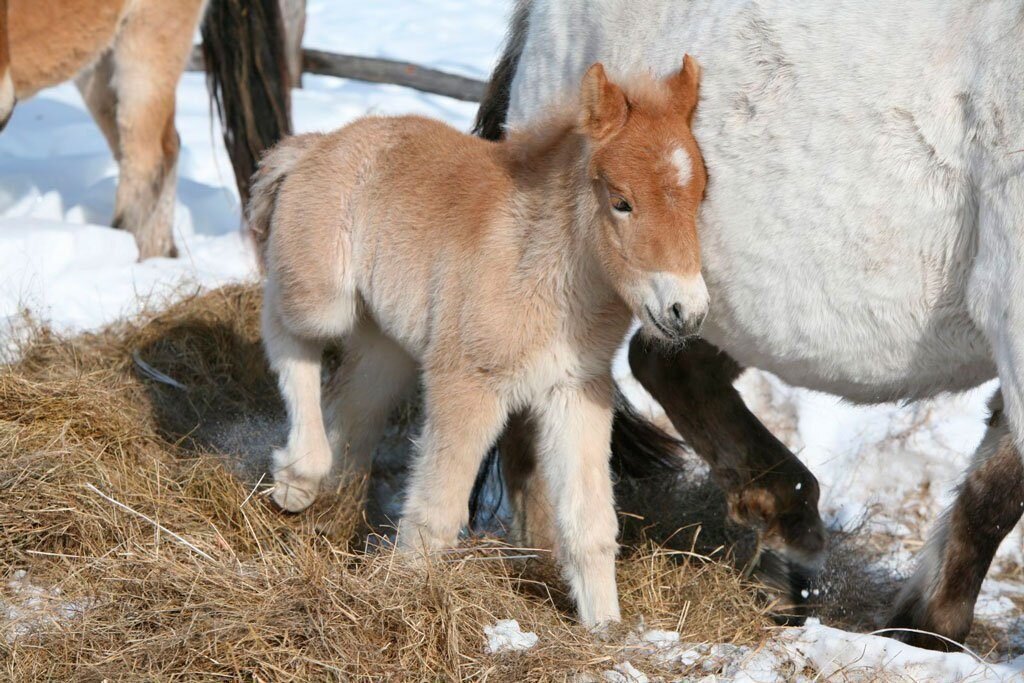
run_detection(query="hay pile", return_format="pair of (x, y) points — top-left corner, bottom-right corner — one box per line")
(0, 285), (775, 680)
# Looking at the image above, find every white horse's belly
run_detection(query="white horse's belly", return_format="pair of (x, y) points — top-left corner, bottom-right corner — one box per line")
(509, 0), (1003, 402)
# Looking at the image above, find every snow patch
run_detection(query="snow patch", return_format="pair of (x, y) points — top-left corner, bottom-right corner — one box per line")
(484, 619), (538, 654)
(603, 661), (648, 683)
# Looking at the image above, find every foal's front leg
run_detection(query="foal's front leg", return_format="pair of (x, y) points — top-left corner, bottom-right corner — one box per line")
(398, 373), (507, 552)
(534, 379), (620, 628)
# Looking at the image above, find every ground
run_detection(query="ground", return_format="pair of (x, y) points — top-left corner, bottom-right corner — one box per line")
(1, 0), (1023, 680)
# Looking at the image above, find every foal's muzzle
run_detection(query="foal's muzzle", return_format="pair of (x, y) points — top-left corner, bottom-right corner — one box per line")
(640, 272), (709, 342)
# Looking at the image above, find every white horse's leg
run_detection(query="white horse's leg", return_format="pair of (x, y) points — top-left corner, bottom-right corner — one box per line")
(888, 391), (1024, 648)
(322, 321), (418, 477)
(534, 379), (620, 628)
(894, 172), (1024, 646)
(263, 298), (332, 513)
(398, 373), (507, 552)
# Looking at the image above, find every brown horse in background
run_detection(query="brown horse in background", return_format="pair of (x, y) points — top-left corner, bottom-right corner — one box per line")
(0, 0), (293, 259)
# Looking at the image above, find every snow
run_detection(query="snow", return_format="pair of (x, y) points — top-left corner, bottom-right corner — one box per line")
(788, 621), (1024, 682)
(2, 0), (1024, 680)
(604, 661), (649, 683)
(3, 571), (88, 642)
(484, 619), (539, 654)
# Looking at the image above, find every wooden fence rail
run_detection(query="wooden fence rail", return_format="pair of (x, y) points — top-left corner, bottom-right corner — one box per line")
(188, 46), (487, 102)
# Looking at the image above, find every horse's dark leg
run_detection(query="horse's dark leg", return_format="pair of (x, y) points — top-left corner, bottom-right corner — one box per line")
(887, 391), (1024, 650)
(628, 335), (827, 593)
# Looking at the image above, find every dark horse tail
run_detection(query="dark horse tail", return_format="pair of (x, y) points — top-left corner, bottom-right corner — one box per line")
(200, 0), (293, 207)
(467, 1), (684, 529)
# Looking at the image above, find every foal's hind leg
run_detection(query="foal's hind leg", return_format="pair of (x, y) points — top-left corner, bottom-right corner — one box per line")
(887, 392), (1024, 650)
(628, 336), (826, 605)
(109, 0), (205, 259)
(263, 300), (332, 513)
(398, 371), (507, 553)
(322, 321), (418, 477)
(499, 412), (559, 552)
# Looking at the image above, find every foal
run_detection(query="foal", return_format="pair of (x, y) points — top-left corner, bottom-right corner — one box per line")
(250, 56), (707, 626)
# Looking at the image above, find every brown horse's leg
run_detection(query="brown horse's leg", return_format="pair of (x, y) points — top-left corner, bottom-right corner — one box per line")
(887, 391), (1024, 650)
(109, 0), (205, 259)
(75, 52), (120, 158)
(628, 335), (826, 592)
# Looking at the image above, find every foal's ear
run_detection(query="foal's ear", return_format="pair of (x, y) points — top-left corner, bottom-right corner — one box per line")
(580, 63), (628, 141)
(667, 54), (702, 123)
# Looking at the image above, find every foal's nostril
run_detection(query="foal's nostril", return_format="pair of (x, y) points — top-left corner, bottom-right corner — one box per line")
(669, 302), (684, 322)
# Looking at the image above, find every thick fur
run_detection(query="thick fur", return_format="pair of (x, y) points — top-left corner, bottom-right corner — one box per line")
(5, 0), (291, 259)
(496, 0), (1024, 647)
(251, 61), (708, 627)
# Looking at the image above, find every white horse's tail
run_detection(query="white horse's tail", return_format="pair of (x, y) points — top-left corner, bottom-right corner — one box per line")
(246, 134), (319, 271)
(472, 0), (533, 141)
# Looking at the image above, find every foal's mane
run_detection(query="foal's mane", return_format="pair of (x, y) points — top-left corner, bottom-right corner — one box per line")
(500, 102), (581, 171)
(498, 72), (676, 171)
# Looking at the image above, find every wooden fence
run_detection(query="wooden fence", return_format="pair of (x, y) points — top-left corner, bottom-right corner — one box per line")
(188, 46), (487, 102)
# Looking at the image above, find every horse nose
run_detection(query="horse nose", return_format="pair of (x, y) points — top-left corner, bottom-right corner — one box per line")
(668, 303), (705, 337)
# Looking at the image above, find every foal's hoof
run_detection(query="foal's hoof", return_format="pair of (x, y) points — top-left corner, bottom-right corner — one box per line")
(270, 468), (322, 513)
(271, 477), (320, 512)
(270, 445), (329, 512)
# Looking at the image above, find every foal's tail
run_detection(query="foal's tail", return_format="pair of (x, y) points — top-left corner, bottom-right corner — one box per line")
(201, 0), (293, 208)
(247, 135), (318, 270)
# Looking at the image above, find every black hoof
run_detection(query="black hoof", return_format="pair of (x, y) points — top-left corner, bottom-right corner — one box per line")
(749, 549), (820, 626)
(883, 593), (964, 652)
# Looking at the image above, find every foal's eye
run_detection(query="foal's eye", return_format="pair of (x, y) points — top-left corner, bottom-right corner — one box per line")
(610, 195), (633, 214)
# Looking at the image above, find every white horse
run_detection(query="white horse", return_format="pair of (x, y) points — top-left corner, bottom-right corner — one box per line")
(476, 0), (1024, 649)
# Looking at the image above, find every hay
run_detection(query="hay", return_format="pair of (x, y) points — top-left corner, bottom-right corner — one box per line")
(0, 285), (775, 680)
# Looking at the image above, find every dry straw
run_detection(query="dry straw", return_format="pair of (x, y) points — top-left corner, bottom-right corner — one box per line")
(0, 285), (775, 680)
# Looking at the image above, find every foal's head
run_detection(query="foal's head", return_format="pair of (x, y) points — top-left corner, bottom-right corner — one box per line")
(580, 55), (707, 342)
